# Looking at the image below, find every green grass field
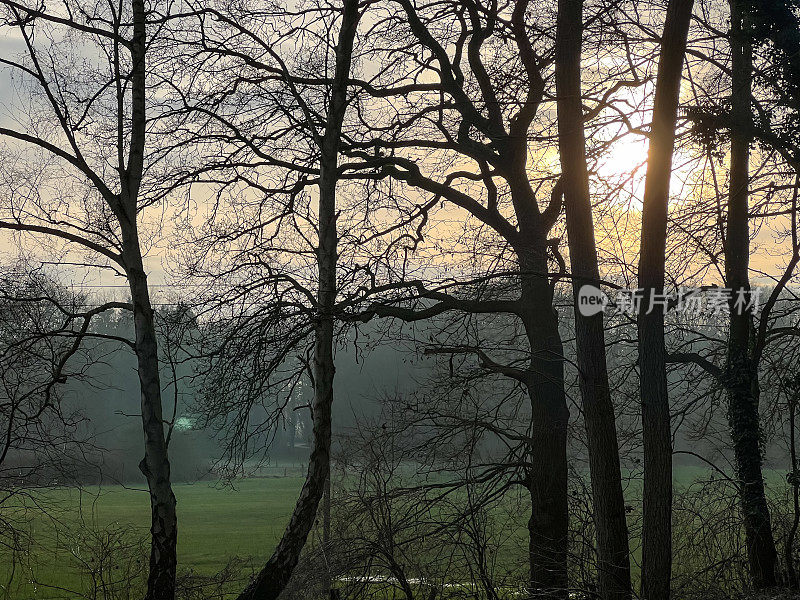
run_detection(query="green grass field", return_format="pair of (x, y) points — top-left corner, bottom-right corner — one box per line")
(0, 467), (793, 599)
(1, 477), (303, 599)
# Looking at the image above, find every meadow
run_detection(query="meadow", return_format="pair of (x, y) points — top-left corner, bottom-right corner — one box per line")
(1, 477), (304, 599)
(0, 467), (793, 599)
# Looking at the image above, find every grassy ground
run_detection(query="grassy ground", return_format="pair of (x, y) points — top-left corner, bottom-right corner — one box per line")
(0, 477), (303, 599)
(0, 467), (793, 599)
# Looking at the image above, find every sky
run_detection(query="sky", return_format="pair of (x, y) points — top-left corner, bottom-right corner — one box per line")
(0, 4), (796, 310)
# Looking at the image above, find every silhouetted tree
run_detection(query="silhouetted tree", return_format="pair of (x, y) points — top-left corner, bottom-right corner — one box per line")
(636, 1), (694, 598)
(0, 1), (179, 596)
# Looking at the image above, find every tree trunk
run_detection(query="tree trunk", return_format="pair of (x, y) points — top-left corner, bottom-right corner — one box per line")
(236, 3), (359, 598)
(125, 241), (179, 600)
(124, 2), (179, 598)
(788, 395), (799, 589)
(520, 251), (569, 600)
(525, 367), (569, 600)
(555, 1), (632, 598)
(636, 2), (694, 599)
(323, 473), (332, 593)
(726, 0), (778, 587)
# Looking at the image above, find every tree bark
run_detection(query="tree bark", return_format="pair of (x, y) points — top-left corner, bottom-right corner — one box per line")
(725, 0), (778, 587)
(125, 237), (179, 600)
(519, 250), (569, 600)
(236, 2), (359, 598)
(126, 2), (179, 598)
(636, 2), (694, 599)
(555, 1), (632, 598)
(788, 394), (799, 589)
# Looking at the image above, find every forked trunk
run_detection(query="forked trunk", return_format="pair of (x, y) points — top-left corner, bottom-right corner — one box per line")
(555, 1), (632, 597)
(636, 1), (694, 598)
(726, 0), (778, 586)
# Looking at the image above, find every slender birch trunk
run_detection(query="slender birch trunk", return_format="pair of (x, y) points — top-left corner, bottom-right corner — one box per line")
(126, 2), (179, 597)
(124, 234), (178, 600)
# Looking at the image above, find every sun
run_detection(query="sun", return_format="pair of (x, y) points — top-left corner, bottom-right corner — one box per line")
(592, 133), (700, 207)
(595, 136), (650, 183)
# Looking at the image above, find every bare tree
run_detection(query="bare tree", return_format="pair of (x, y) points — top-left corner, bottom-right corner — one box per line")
(724, 0), (778, 586)
(663, 0), (800, 588)
(0, 1), (178, 597)
(343, 2), (571, 593)
(148, 1), (364, 597)
(0, 269), (96, 561)
(234, 2), (362, 598)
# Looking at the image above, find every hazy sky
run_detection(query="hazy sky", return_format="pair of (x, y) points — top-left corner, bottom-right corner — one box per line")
(0, 10), (795, 307)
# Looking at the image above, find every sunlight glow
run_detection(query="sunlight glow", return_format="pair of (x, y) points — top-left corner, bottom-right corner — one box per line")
(595, 136), (650, 183)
